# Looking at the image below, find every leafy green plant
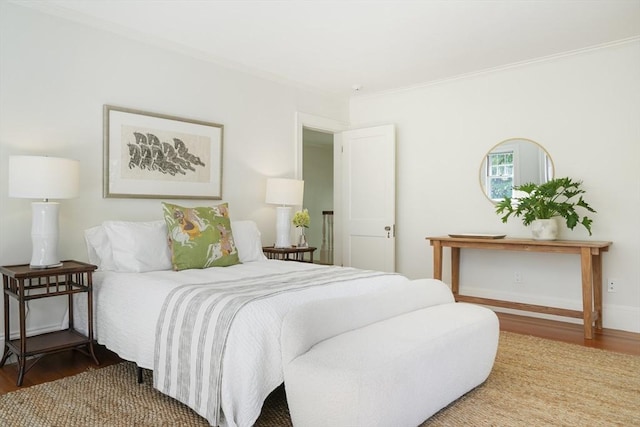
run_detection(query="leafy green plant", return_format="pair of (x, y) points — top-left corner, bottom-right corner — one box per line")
(495, 177), (596, 235)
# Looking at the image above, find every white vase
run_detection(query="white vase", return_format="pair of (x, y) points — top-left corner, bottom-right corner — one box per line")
(297, 228), (308, 247)
(530, 218), (558, 240)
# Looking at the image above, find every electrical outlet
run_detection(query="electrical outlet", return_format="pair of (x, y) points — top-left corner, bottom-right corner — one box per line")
(607, 279), (617, 293)
(514, 271), (523, 284)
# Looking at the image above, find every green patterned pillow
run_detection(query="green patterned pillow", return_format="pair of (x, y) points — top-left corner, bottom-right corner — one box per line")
(162, 202), (240, 271)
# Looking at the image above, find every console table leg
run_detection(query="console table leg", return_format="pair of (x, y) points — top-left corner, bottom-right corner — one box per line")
(580, 248), (594, 339)
(432, 241), (443, 281)
(451, 247), (460, 295)
(593, 253), (604, 331)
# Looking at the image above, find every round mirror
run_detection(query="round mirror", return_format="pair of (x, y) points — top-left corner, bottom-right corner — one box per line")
(479, 138), (554, 203)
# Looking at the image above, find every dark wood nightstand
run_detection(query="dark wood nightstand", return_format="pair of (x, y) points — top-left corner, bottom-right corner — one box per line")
(0, 260), (99, 386)
(262, 246), (317, 263)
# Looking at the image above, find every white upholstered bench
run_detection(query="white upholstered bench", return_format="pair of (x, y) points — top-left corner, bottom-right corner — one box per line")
(281, 279), (499, 427)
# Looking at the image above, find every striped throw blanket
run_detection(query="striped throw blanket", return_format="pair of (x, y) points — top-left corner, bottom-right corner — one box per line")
(153, 266), (393, 426)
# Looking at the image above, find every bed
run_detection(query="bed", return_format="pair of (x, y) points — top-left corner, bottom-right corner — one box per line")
(72, 217), (408, 427)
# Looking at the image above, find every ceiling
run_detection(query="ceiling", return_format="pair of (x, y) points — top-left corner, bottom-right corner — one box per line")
(17, 0), (640, 96)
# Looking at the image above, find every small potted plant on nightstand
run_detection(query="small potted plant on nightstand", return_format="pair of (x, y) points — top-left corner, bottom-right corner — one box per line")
(495, 177), (596, 240)
(293, 208), (310, 247)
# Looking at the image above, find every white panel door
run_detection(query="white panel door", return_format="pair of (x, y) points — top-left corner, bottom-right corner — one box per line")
(341, 124), (395, 272)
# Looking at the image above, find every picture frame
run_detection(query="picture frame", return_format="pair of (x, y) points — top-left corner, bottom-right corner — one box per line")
(103, 105), (223, 199)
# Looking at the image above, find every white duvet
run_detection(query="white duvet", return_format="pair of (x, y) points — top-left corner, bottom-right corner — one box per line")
(73, 260), (408, 427)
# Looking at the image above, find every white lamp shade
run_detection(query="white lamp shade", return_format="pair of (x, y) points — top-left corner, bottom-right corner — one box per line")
(8, 155), (79, 268)
(9, 156), (80, 200)
(265, 178), (304, 206)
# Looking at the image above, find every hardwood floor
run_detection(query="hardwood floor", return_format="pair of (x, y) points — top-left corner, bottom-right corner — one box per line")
(496, 312), (640, 355)
(0, 345), (122, 395)
(0, 313), (638, 395)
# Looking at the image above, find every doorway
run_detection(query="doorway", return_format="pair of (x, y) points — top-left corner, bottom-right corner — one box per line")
(295, 112), (348, 265)
(302, 128), (334, 264)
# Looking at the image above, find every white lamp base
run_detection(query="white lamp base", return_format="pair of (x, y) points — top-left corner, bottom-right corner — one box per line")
(30, 202), (62, 269)
(274, 206), (293, 248)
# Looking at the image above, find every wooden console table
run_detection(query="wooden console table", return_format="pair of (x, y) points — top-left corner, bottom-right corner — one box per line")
(426, 236), (612, 339)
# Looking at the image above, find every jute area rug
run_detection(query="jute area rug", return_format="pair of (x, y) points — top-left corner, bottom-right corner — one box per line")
(0, 332), (638, 426)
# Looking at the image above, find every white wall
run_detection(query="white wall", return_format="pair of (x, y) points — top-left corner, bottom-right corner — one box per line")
(350, 40), (640, 332)
(0, 3), (348, 342)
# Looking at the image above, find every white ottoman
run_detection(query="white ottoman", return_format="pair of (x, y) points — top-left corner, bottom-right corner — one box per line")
(281, 279), (499, 427)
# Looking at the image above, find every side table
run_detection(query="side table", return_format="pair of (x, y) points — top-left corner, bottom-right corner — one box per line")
(262, 246), (317, 263)
(0, 260), (99, 386)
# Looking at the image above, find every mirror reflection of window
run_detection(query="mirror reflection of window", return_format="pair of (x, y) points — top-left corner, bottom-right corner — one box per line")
(480, 138), (554, 203)
(544, 155), (553, 183)
(486, 151), (514, 200)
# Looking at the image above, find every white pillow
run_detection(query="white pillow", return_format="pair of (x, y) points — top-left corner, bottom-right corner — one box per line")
(84, 225), (117, 271)
(102, 220), (173, 272)
(231, 220), (267, 263)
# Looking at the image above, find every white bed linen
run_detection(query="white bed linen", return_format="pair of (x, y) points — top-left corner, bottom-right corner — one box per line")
(73, 260), (408, 427)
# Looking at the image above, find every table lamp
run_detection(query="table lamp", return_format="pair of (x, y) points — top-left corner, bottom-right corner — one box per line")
(8, 155), (80, 268)
(265, 178), (304, 248)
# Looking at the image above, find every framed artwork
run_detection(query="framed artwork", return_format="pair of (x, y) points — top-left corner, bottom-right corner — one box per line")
(103, 105), (223, 199)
